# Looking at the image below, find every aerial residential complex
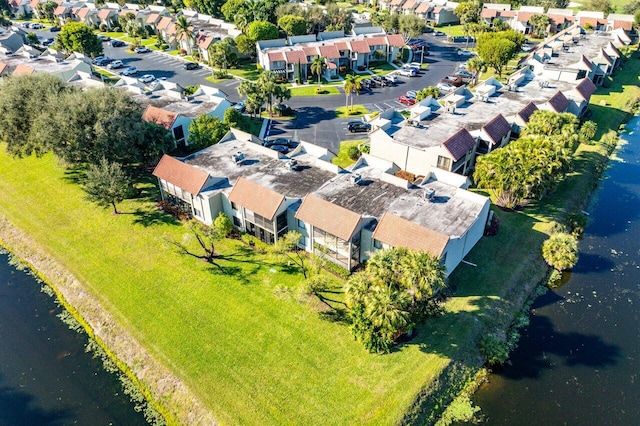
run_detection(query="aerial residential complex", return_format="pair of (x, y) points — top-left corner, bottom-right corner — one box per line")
(153, 23), (629, 276)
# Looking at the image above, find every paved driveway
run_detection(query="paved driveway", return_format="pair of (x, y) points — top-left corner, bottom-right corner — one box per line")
(268, 40), (464, 152)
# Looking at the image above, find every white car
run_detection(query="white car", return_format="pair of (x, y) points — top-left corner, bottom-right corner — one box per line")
(384, 74), (399, 84)
(138, 74), (155, 83)
(107, 60), (124, 69)
(121, 66), (138, 76)
(457, 49), (475, 57)
(437, 82), (455, 93)
(398, 68), (417, 77)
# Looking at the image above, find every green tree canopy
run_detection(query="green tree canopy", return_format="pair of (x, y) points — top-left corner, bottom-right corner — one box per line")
(397, 14), (423, 43)
(476, 35), (516, 76)
(234, 34), (255, 57)
(83, 158), (132, 214)
(36, 0), (57, 22)
(588, 0), (614, 15)
(542, 233), (579, 271)
(246, 20), (279, 42)
(57, 22), (102, 57)
(187, 114), (230, 150)
(278, 14), (307, 36)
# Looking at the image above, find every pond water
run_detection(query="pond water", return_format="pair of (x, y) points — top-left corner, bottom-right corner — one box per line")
(473, 117), (640, 424)
(0, 252), (149, 425)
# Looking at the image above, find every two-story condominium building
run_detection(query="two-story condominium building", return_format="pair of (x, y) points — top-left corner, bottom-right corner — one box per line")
(152, 129), (491, 276)
(257, 29), (405, 81)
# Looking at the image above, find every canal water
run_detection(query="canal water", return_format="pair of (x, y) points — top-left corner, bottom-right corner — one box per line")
(473, 117), (640, 424)
(0, 252), (149, 425)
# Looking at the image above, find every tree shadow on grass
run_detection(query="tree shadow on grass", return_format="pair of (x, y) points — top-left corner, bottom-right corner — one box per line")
(61, 166), (86, 185)
(130, 208), (180, 227)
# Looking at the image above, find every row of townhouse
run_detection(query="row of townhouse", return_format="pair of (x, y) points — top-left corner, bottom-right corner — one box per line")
(152, 129), (491, 276)
(12, 0), (240, 56)
(257, 27), (405, 81)
(378, 0), (636, 36)
(382, 0), (460, 26)
(365, 24), (618, 179)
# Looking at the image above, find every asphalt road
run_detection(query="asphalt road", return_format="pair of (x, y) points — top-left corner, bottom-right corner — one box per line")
(37, 28), (464, 152)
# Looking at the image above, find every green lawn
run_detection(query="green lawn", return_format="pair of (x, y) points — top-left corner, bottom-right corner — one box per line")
(368, 62), (397, 76)
(228, 62), (261, 80)
(335, 104), (370, 118)
(333, 139), (367, 169)
(289, 85), (341, 96)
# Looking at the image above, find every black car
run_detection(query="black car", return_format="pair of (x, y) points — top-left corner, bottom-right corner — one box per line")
(263, 138), (299, 149)
(269, 144), (290, 154)
(93, 57), (112, 66)
(109, 40), (126, 47)
(347, 122), (371, 133)
(372, 76), (389, 87)
(50, 26), (61, 32)
(361, 78), (375, 89)
(184, 62), (199, 70)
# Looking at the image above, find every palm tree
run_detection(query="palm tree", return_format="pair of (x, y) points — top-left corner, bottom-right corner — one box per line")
(364, 284), (411, 335)
(542, 233), (579, 271)
(465, 56), (486, 86)
(175, 15), (194, 55)
(401, 251), (446, 305)
(257, 71), (279, 117)
(343, 74), (361, 111)
(310, 56), (326, 87)
(344, 271), (373, 309)
(580, 120), (597, 142)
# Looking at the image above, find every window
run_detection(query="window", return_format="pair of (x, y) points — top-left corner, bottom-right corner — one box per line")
(297, 218), (305, 229)
(231, 201), (237, 211)
(173, 125), (185, 142)
(373, 239), (382, 249)
(232, 216), (241, 227)
(193, 208), (201, 217)
(437, 155), (451, 170)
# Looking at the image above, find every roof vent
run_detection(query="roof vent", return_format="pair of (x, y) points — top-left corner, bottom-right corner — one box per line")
(424, 187), (436, 201)
(509, 84), (518, 91)
(350, 173), (362, 186)
(287, 158), (299, 171)
(232, 151), (245, 164)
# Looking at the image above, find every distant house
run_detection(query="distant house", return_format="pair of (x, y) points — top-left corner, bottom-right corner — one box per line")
(542, 90), (570, 113)
(97, 8), (118, 29)
(565, 78), (597, 117)
(141, 87), (232, 148)
(512, 102), (538, 134)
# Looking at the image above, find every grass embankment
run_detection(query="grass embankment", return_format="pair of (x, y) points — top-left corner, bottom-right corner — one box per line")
(0, 50), (637, 426)
(289, 85), (341, 96)
(335, 104), (370, 117)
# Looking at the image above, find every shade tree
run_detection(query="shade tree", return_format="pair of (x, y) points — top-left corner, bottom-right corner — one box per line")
(542, 233), (579, 271)
(83, 158), (132, 214)
(57, 22), (102, 57)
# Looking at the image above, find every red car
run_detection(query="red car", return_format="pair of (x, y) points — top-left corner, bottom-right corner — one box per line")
(398, 94), (416, 105)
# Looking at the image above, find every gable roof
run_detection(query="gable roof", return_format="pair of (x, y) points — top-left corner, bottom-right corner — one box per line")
(386, 33), (405, 47)
(142, 105), (178, 130)
(12, 63), (35, 76)
(318, 44), (340, 59)
(153, 155), (210, 196)
(0, 61), (8, 75)
(157, 16), (173, 30)
(517, 102), (538, 123)
(574, 78), (597, 100)
(146, 12), (161, 24)
(373, 212), (449, 256)
(284, 49), (308, 64)
(605, 41), (621, 58)
(97, 8), (115, 20)
(303, 46), (319, 56)
(574, 54), (595, 71)
(76, 7), (91, 18)
(295, 194), (361, 241)
(196, 33), (215, 49)
(482, 114), (511, 145)
(267, 51), (285, 62)
(415, 2), (431, 14)
(443, 128), (476, 161)
(402, 0), (417, 9)
(349, 39), (370, 53)
(596, 48), (613, 65)
(228, 177), (285, 221)
(546, 91), (569, 112)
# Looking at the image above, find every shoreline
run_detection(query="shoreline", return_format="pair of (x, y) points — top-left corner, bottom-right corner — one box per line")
(0, 216), (217, 426)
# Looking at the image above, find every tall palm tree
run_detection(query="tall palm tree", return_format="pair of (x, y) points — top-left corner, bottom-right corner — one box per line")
(401, 251), (446, 305)
(343, 74), (361, 111)
(310, 56), (326, 87)
(465, 56), (486, 86)
(175, 15), (194, 55)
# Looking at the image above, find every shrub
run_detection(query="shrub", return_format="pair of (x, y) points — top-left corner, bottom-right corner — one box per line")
(159, 43), (169, 51)
(99, 23), (107, 32)
(542, 233), (579, 271)
(360, 145), (370, 154)
(157, 200), (190, 221)
(240, 233), (270, 253)
(347, 145), (361, 161)
(178, 48), (187, 55)
(112, 26), (121, 32)
(479, 334), (509, 367)
(567, 212), (587, 236)
(322, 259), (351, 279)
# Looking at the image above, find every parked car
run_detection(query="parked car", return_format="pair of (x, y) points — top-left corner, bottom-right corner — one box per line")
(138, 74), (155, 83)
(372, 75), (388, 86)
(233, 101), (246, 112)
(347, 122), (372, 133)
(384, 74), (399, 84)
(109, 40), (126, 47)
(405, 90), (418, 99)
(30, 23), (44, 29)
(361, 78), (375, 89)
(441, 75), (464, 87)
(402, 64), (420, 73)
(454, 69), (475, 82)
(434, 31), (446, 37)
(424, 26), (434, 33)
(97, 35), (110, 42)
(398, 94), (416, 105)
(268, 144), (291, 154)
(134, 46), (151, 53)
(121, 66), (138, 76)
(183, 61), (199, 70)
(263, 138), (299, 149)
(50, 26), (61, 32)
(522, 43), (533, 52)
(93, 57), (112, 66)
(436, 82), (455, 93)
(457, 49), (475, 57)
(42, 38), (54, 47)
(398, 68), (417, 77)
(107, 60), (124, 69)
